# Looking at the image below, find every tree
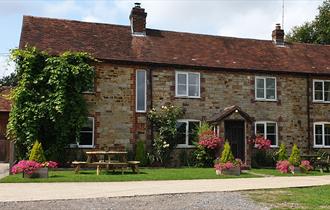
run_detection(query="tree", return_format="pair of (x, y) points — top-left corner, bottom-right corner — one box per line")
(0, 72), (18, 87)
(29, 140), (46, 163)
(289, 144), (301, 166)
(220, 142), (235, 163)
(8, 47), (95, 161)
(286, 0), (330, 44)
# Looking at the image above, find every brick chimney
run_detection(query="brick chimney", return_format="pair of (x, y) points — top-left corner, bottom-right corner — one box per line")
(272, 23), (284, 45)
(129, 3), (147, 36)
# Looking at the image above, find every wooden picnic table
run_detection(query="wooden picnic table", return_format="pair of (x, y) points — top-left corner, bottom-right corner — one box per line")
(72, 150), (140, 175)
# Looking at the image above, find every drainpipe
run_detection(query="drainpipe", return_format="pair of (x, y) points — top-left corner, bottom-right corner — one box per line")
(307, 74), (311, 153)
(149, 69), (154, 149)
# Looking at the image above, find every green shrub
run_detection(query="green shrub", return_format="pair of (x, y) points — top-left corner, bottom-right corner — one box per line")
(135, 140), (147, 166)
(220, 142), (235, 163)
(192, 144), (214, 167)
(289, 144), (301, 166)
(29, 140), (46, 163)
(252, 150), (275, 168)
(196, 122), (211, 137)
(277, 143), (288, 161)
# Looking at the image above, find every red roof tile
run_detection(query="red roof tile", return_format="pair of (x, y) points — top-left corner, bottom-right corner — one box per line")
(19, 16), (330, 75)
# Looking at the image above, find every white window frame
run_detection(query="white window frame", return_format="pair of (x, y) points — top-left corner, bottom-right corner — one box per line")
(313, 122), (330, 148)
(176, 119), (200, 148)
(313, 80), (330, 103)
(255, 76), (277, 101)
(136, 69), (147, 112)
(76, 117), (95, 148)
(254, 121), (278, 147)
(175, 71), (200, 98)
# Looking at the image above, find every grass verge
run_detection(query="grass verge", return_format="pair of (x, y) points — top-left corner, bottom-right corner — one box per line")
(247, 185), (330, 210)
(0, 167), (256, 183)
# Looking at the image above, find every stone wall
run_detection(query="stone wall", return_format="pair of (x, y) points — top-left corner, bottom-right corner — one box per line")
(80, 62), (330, 162)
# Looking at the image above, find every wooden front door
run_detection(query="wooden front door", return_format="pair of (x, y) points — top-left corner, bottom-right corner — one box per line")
(224, 120), (245, 161)
(0, 112), (9, 162)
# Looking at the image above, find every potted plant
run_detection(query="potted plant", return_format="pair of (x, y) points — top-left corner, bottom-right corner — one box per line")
(289, 144), (302, 173)
(214, 142), (241, 176)
(11, 140), (58, 178)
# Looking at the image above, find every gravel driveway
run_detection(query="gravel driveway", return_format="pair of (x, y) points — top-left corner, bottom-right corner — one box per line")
(0, 192), (269, 210)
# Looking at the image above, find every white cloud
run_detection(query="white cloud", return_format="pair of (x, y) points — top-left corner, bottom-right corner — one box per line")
(82, 15), (101, 23)
(0, 55), (15, 78)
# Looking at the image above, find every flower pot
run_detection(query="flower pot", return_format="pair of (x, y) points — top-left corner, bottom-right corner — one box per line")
(216, 167), (241, 176)
(23, 167), (49, 178)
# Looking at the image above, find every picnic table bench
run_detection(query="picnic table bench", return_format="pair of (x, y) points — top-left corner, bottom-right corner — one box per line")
(72, 151), (140, 175)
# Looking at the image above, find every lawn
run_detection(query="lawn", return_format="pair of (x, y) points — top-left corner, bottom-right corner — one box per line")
(0, 167), (256, 183)
(250, 168), (330, 176)
(248, 185), (330, 210)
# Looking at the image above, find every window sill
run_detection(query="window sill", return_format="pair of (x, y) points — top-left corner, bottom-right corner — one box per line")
(175, 96), (201, 99)
(69, 144), (95, 149)
(312, 101), (330, 104)
(313, 146), (330, 149)
(176, 145), (196, 149)
(254, 99), (277, 102)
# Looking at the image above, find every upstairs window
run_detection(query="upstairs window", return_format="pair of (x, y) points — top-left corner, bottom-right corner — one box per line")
(176, 120), (200, 148)
(175, 72), (200, 98)
(136, 70), (146, 112)
(313, 80), (330, 102)
(255, 121), (278, 147)
(78, 117), (94, 148)
(255, 77), (276, 101)
(314, 122), (330, 148)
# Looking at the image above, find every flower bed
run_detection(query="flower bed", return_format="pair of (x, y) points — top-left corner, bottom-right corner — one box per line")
(11, 160), (58, 178)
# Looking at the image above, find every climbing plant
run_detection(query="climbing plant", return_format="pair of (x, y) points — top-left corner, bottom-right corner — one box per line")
(7, 47), (95, 161)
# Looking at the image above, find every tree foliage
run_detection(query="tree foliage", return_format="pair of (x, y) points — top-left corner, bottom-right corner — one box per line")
(276, 143), (288, 161)
(29, 140), (46, 163)
(289, 144), (301, 166)
(8, 47), (95, 161)
(220, 142), (235, 163)
(286, 0), (330, 44)
(0, 72), (18, 87)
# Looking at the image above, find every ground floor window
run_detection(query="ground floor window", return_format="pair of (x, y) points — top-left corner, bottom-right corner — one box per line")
(255, 121), (277, 147)
(314, 122), (330, 148)
(176, 120), (200, 148)
(69, 117), (94, 148)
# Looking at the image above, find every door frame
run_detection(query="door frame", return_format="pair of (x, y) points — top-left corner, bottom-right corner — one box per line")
(224, 119), (245, 161)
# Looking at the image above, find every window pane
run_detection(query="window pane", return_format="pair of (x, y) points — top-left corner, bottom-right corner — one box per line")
(176, 122), (187, 144)
(325, 124), (330, 135)
(177, 74), (187, 85)
(81, 118), (93, 132)
(267, 123), (276, 134)
(178, 84), (187, 95)
(267, 134), (276, 146)
(136, 70), (146, 111)
(266, 88), (276, 99)
(325, 82), (330, 101)
(188, 73), (199, 85)
(256, 123), (265, 136)
(256, 88), (264, 98)
(315, 125), (323, 135)
(314, 82), (323, 100)
(315, 135), (323, 145)
(325, 135), (330, 146)
(188, 121), (199, 145)
(266, 78), (275, 88)
(256, 78), (264, 89)
(80, 133), (93, 146)
(188, 85), (199, 97)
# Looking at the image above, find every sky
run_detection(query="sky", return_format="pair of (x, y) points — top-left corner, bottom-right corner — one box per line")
(0, 0), (324, 77)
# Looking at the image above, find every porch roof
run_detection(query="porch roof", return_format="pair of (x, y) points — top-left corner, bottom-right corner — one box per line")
(208, 105), (254, 124)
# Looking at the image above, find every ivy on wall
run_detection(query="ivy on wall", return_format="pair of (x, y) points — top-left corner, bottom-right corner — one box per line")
(7, 47), (95, 161)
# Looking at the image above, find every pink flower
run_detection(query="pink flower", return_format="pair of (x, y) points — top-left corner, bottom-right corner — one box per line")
(276, 160), (293, 173)
(300, 160), (313, 172)
(214, 161), (234, 172)
(254, 136), (271, 150)
(11, 160), (42, 175)
(198, 130), (224, 150)
(42, 161), (58, 168)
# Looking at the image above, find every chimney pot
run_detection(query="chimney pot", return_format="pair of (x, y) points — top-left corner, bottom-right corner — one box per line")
(272, 23), (284, 45)
(129, 3), (147, 36)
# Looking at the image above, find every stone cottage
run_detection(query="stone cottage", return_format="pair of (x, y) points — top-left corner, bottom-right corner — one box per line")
(19, 3), (330, 165)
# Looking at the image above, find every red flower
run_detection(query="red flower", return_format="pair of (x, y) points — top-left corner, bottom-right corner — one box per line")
(254, 136), (271, 150)
(198, 130), (224, 150)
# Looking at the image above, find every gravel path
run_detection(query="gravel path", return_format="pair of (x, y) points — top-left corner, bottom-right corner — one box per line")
(0, 192), (269, 210)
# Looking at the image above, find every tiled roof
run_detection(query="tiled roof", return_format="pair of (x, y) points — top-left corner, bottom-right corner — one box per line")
(0, 86), (12, 112)
(20, 16), (330, 75)
(208, 105), (254, 123)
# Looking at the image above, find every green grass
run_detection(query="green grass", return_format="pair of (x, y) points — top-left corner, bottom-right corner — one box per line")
(248, 185), (330, 210)
(250, 168), (330, 177)
(0, 168), (256, 183)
